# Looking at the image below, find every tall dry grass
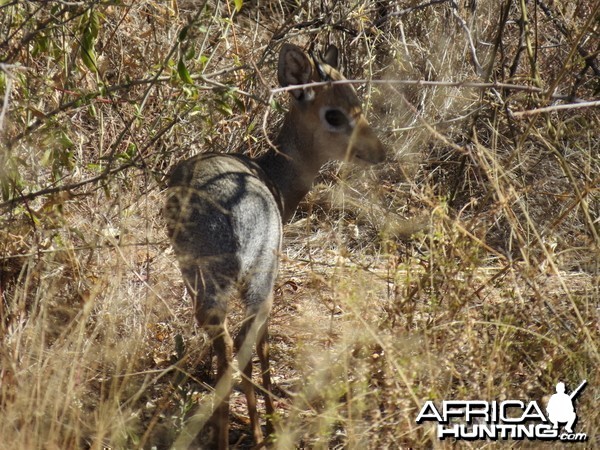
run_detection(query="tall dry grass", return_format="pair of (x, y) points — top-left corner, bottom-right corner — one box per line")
(1, 1), (598, 448)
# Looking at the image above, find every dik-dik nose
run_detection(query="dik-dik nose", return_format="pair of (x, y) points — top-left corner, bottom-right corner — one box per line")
(351, 117), (386, 164)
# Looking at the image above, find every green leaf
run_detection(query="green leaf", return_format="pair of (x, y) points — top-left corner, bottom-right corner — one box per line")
(89, 10), (100, 39)
(215, 98), (233, 116)
(81, 11), (100, 73)
(234, 0), (243, 12)
(81, 44), (97, 72)
(57, 130), (74, 151)
(177, 59), (193, 84)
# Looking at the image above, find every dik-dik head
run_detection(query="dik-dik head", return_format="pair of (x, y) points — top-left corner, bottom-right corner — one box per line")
(277, 43), (386, 165)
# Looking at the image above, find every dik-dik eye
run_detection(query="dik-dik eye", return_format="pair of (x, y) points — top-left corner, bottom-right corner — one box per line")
(320, 107), (351, 131)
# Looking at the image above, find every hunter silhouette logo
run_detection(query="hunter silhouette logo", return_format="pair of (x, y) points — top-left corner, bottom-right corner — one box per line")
(416, 380), (588, 442)
(546, 380), (586, 434)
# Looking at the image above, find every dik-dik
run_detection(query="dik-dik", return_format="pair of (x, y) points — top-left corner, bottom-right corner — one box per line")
(164, 43), (385, 448)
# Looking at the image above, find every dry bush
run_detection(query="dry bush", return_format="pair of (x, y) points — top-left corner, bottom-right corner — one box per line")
(0, 1), (598, 449)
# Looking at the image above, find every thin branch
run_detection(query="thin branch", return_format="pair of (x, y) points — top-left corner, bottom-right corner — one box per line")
(511, 100), (600, 117)
(271, 78), (580, 101)
(449, 0), (483, 76)
(0, 63), (21, 132)
(0, 162), (135, 210)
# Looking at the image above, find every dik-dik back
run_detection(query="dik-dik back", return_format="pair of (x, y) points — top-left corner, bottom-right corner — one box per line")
(166, 153), (282, 323)
(164, 43), (385, 448)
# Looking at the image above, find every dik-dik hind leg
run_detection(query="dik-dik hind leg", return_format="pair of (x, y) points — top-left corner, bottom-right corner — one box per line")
(199, 305), (233, 450)
(186, 267), (235, 450)
(211, 324), (234, 450)
(235, 295), (274, 445)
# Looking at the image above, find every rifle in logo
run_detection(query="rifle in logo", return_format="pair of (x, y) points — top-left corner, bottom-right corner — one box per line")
(569, 380), (587, 400)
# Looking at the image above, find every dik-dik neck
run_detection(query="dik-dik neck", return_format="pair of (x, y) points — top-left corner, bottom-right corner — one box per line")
(257, 107), (325, 223)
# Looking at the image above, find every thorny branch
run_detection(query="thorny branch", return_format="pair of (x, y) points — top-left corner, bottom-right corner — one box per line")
(536, 0), (600, 79)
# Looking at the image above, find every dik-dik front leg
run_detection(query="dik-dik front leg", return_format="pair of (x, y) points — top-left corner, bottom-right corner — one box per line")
(235, 317), (263, 445)
(257, 322), (275, 438)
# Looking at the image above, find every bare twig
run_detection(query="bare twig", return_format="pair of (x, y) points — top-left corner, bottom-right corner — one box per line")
(511, 100), (600, 117)
(271, 78), (580, 101)
(537, 0), (600, 78)
(0, 63), (21, 132)
(0, 100), (193, 210)
(544, 0), (600, 101)
(449, 0), (483, 75)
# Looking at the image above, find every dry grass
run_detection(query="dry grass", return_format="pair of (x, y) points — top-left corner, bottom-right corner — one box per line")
(1, 1), (598, 449)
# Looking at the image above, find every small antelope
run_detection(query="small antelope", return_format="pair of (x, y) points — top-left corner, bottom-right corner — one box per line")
(164, 43), (385, 448)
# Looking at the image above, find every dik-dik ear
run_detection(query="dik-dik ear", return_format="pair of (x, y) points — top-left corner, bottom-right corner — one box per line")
(322, 45), (339, 69)
(278, 43), (314, 101)
(313, 45), (340, 82)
